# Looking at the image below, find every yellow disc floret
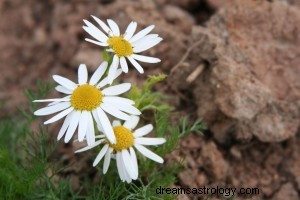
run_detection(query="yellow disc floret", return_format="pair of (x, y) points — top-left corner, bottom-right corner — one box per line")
(109, 126), (134, 152)
(71, 84), (103, 111)
(107, 36), (133, 57)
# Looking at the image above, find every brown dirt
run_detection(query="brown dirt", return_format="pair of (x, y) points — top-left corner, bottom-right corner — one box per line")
(1, 0), (300, 199)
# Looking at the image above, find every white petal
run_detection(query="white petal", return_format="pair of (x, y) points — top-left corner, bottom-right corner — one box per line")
(100, 103), (130, 121)
(116, 153), (125, 181)
(93, 144), (109, 167)
(75, 139), (103, 153)
(78, 64), (88, 85)
(83, 20), (108, 42)
(123, 115), (140, 130)
(57, 113), (72, 140)
(131, 34), (159, 46)
(47, 96), (71, 106)
(120, 57), (128, 73)
(102, 96), (134, 105)
(34, 102), (71, 116)
(129, 147), (138, 176)
(135, 138), (166, 146)
(85, 38), (108, 46)
(103, 148), (113, 174)
(134, 144), (164, 163)
(102, 83), (131, 96)
(107, 55), (119, 85)
(89, 62), (108, 85)
(127, 57), (144, 73)
(124, 21), (137, 40)
(111, 103), (141, 115)
(96, 69), (122, 88)
(112, 120), (121, 127)
(86, 112), (95, 146)
(129, 25), (155, 43)
(97, 108), (116, 144)
(53, 75), (77, 90)
(91, 15), (111, 34)
(44, 107), (74, 125)
(33, 98), (70, 103)
(55, 86), (73, 94)
(122, 150), (138, 179)
(92, 109), (101, 127)
(64, 111), (81, 143)
(119, 154), (132, 183)
(131, 54), (161, 63)
(107, 19), (120, 36)
(133, 37), (162, 53)
(78, 111), (88, 142)
(133, 124), (153, 137)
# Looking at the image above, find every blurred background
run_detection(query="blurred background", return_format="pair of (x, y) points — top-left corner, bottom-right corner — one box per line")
(0, 0), (300, 199)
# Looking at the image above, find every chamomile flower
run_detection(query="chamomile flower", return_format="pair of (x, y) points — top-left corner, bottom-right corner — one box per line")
(83, 16), (163, 84)
(75, 116), (166, 183)
(33, 62), (141, 145)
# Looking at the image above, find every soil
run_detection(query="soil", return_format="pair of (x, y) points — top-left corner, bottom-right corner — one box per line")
(1, 0), (300, 199)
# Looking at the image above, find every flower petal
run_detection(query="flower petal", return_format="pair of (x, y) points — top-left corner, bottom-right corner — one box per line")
(97, 108), (116, 144)
(86, 112), (95, 146)
(116, 153), (125, 181)
(134, 144), (164, 163)
(83, 19), (108, 42)
(91, 15), (111, 34)
(89, 61), (108, 85)
(102, 83), (131, 96)
(53, 75), (77, 90)
(78, 111), (88, 142)
(93, 144), (109, 167)
(124, 21), (137, 40)
(131, 34), (159, 46)
(78, 64), (88, 85)
(102, 96), (134, 105)
(103, 148), (113, 174)
(44, 107), (74, 125)
(107, 55), (119, 85)
(33, 98), (70, 103)
(57, 113), (72, 140)
(64, 111), (81, 143)
(112, 103), (141, 115)
(107, 19), (120, 36)
(127, 56), (144, 73)
(123, 115), (140, 130)
(133, 124), (153, 137)
(135, 138), (166, 146)
(75, 139), (104, 153)
(100, 103), (130, 121)
(85, 38), (108, 46)
(131, 54), (161, 63)
(34, 102), (71, 116)
(122, 149), (138, 179)
(120, 57), (128, 73)
(112, 120), (121, 127)
(129, 25), (155, 43)
(96, 69), (122, 88)
(129, 147), (138, 176)
(133, 37), (162, 53)
(55, 86), (73, 94)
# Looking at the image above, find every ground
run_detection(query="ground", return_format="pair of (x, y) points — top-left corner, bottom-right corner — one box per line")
(0, 0), (300, 199)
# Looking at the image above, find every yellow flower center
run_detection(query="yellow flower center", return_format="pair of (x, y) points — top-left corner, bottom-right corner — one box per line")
(108, 126), (134, 152)
(71, 84), (103, 111)
(107, 36), (133, 57)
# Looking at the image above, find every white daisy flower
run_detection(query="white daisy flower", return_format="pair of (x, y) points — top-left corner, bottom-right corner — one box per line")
(83, 16), (163, 84)
(75, 115), (166, 183)
(33, 62), (141, 145)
